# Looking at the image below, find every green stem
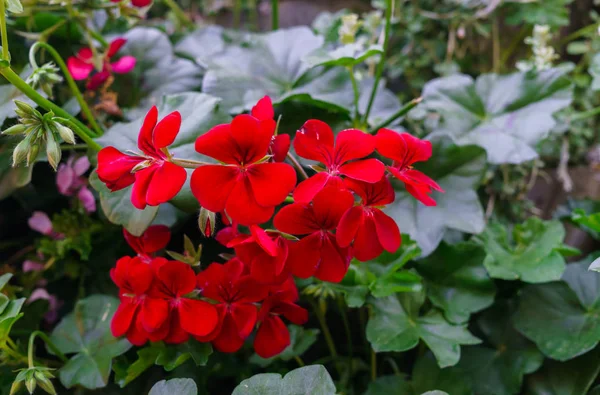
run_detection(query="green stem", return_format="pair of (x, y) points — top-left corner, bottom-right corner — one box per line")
(84, 24), (108, 47)
(370, 349), (377, 381)
(558, 22), (600, 47)
(28, 331), (68, 368)
(54, 117), (102, 151)
(348, 66), (360, 123)
(312, 300), (337, 359)
(271, 0), (279, 30)
(337, 297), (353, 386)
(0, 0), (9, 61)
(369, 97), (422, 133)
(0, 67), (100, 149)
(286, 152), (309, 180)
(163, 0), (194, 28)
(570, 106), (600, 122)
(294, 356), (305, 367)
(38, 19), (67, 42)
(30, 42), (103, 137)
(362, 0), (392, 124)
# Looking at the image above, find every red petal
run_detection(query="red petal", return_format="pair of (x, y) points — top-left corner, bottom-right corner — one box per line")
(251, 96), (274, 121)
(131, 166), (156, 210)
(274, 203), (319, 235)
(235, 276), (270, 303)
(77, 48), (93, 61)
(195, 124), (239, 165)
(344, 177), (394, 207)
(111, 301), (137, 337)
(388, 167), (442, 207)
(111, 56), (136, 74)
(287, 234), (321, 279)
(338, 158), (385, 183)
(254, 316), (290, 358)
(145, 162), (187, 206)
(137, 106), (159, 156)
(140, 298), (169, 333)
(178, 299), (219, 337)
(292, 172), (330, 203)
(312, 186), (355, 230)
(96, 147), (140, 191)
(293, 120), (335, 165)
(86, 71), (110, 90)
(190, 165), (239, 213)
(272, 134), (290, 162)
(126, 314), (149, 346)
(353, 214), (383, 262)
(107, 38), (127, 58)
(212, 313), (245, 353)
(153, 111), (181, 149)
(336, 205), (364, 248)
(67, 57), (93, 80)
(123, 225), (171, 255)
(225, 176), (274, 226)
(276, 301), (308, 325)
(247, 162), (296, 207)
(373, 209), (401, 254)
(163, 310), (189, 344)
(314, 234), (351, 282)
(230, 303), (258, 339)
(230, 114), (273, 165)
(156, 260), (197, 297)
(250, 225), (278, 256)
(375, 129), (432, 167)
(334, 129), (376, 164)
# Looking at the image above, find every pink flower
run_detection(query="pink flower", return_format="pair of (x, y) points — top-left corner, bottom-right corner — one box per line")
(28, 288), (61, 323)
(28, 212), (63, 239)
(23, 260), (44, 272)
(56, 155), (96, 213)
(67, 38), (136, 90)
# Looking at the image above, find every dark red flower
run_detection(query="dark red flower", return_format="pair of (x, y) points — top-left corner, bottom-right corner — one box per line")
(148, 260), (219, 344)
(123, 225), (170, 261)
(274, 186), (353, 283)
(337, 177), (401, 261)
(97, 106), (187, 209)
(110, 256), (161, 346)
(196, 259), (268, 352)
(292, 120), (385, 202)
(375, 129), (443, 206)
(110, 0), (152, 7)
(67, 38), (136, 90)
(227, 225), (289, 284)
(191, 109), (296, 225)
(254, 277), (308, 358)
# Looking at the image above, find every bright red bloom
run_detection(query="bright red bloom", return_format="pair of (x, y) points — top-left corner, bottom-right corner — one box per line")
(110, 256), (157, 346)
(227, 225), (289, 284)
(196, 259), (268, 353)
(97, 106), (187, 209)
(250, 96), (291, 163)
(111, 0), (152, 7)
(67, 38), (136, 90)
(337, 177), (401, 261)
(123, 225), (171, 261)
(254, 277), (308, 358)
(293, 120), (385, 202)
(191, 109), (296, 226)
(148, 260), (219, 344)
(274, 187), (354, 283)
(375, 129), (443, 206)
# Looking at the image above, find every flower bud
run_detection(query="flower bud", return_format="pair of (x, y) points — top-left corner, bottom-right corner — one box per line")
(5, 0), (23, 13)
(9, 380), (22, 395)
(12, 135), (31, 167)
(27, 63), (63, 99)
(198, 207), (216, 238)
(54, 122), (75, 145)
(34, 371), (57, 395)
(14, 100), (39, 120)
(339, 14), (361, 44)
(25, 374), (36, 394)
(2, 124), (26, 136)
(27, 143), (40, 166)
(45, 131), (61, 171)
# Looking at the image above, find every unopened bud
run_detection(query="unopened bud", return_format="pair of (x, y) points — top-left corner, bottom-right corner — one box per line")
(54, 122), (75, 144)
(2, 124), (26, 136)
(9, 379), (22, 395)
(14, 100), (39, 119)
(34, 371), (57, 395)
(12, 136), (31, 166)
(25, 375), (36, 394)
(198, 207), (216, 237)
(339, 14), (362, 44)
(27, 143), (40, 165)
(45, 131), (61, 171)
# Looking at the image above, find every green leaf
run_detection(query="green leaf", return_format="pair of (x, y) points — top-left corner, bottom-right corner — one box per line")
(114, 346), (162, 388)
(364, 375), (412, 395)
(119, 27), (203, 119)
(572, 209), (600, 237)
(505, 0), (574, 28)
(525, 347), (600, 395)
(412, 352), (472, 395)
(421, 392), (449, 395)
(386, 140), (486, 256)
(250, 325), (319, 367)
(304, 43), (383, 68)
(49, 295), (132, 389)
(0, 273), (12, 291)
(590, 53), (600, 91)
(368, 269), (422, 298)
(475, 218), (566, 283)
(0, 298), (25, 341)
(366, 293), (480, 368)
(422, 69), (572, 164)
(155, 339), (212, 371)
(149, 378), (198, 395)
(458, 302), (544, 395)
(0, 137), (34, 200)
(175, 26), (227, 67)
(514, 257), (600, 361)
(329, 264), (371, 308)
(231, 365), (336, 395)
(590, 257), (600, 273)
(417, 242), (496, 324)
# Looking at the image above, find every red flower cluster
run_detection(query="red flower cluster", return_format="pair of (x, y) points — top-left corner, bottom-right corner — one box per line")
(111, 226), (307, 358)
(102, 96), (442, 357)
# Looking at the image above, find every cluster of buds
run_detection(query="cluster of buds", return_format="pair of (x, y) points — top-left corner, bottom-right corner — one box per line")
(26, 63), (63, 99)
(3, 101), (76, 170)
(339, 14), (362, 44)
(517, 25), (559, 72)
(10, 367), (56, 395)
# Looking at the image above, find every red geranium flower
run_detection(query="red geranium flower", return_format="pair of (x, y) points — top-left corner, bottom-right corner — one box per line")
(292, 120), (385, 202)
(227, 225), (289, 284)
(67, 38), (136, 90)
(337, 177), (401, 261)
(196, 259), (268, 352)
(96, 106), (187, 209)
(123, 225), (171, 262)
(191, 109), (296, 225)
(254, 277), (308, 358)
(274, 186), (354, 282)
(110, 256), (158, 345)
(250, 96), (290, 163)
(148, 260), (219, 344)
(375, 129), (443, 206)
(111, 0), (152, 7)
